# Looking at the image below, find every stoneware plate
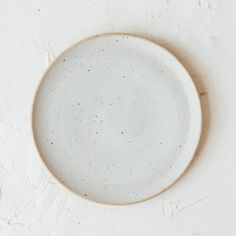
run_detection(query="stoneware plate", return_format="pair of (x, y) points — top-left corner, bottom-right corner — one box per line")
(32, 33), (202, 205)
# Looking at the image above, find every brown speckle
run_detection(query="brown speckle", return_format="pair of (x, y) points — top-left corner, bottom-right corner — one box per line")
(200, 91), (208, 96)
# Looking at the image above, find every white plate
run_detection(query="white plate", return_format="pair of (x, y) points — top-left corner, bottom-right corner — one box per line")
(32, 33), (201, 205)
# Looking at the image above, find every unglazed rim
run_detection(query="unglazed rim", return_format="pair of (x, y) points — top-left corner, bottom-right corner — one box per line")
(31, 32), (202, 206)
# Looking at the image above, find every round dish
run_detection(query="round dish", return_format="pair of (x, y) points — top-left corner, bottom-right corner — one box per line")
(32, 33), (201, 205)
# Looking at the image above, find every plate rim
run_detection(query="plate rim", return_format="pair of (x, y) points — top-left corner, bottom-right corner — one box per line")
(31, 32), (202, 205)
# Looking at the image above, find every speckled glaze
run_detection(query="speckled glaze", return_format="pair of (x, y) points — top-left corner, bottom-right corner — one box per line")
(32, 33), (202, 205)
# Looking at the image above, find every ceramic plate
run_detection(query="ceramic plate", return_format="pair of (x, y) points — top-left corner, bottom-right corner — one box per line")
(32, 33), (201, 205)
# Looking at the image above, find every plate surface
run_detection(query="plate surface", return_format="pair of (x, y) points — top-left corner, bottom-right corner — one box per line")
(32, 34), (201, 205)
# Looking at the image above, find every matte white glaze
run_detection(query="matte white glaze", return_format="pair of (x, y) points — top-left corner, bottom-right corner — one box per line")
(32, 34), (201, 205)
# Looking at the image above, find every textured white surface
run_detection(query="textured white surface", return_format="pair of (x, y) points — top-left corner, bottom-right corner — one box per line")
(0, 0), (235, 235)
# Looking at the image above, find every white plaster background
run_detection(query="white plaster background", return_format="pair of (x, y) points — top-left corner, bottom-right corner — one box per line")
(0, 0), (235, 235)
